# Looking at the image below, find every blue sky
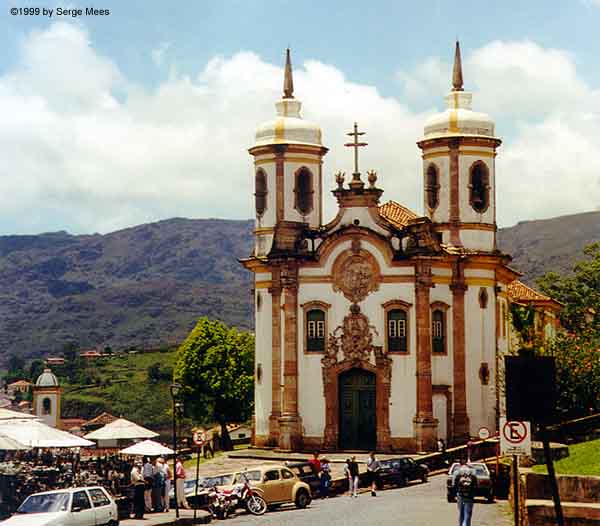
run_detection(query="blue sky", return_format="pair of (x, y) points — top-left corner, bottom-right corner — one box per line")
(1, 0), (600, 234)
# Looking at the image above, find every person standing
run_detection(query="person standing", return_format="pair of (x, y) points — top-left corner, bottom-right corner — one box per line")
(366, 452), (381, 497)
(175, 457), (190, 509)
(319, 457), (332, 499)
(152, 458), (165, 512)
(130, 461), (145, 519)
(160, 457), (171, 512)
(348, 456), (360, 498)
(308, 451), (321, 476)
(453, 458), (478, 526)
(142, 457), (154, 512)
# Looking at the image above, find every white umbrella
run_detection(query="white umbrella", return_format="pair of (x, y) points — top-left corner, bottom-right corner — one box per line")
(0, 419), (94, 448)
(84, 418), (159, 441)
(0, 408), (39, 420)
(119, 440), (174, 456)
(0, 433), (29, 450)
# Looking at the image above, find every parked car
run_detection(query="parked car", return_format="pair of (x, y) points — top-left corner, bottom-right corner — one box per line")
(0, 486), (118, 526)
(284, 461), (320, 496)
(229, 465), (312, 510)
(169, 473), (234, 508)
(446, 462), (494, 502)
(378, 457), (429, 488)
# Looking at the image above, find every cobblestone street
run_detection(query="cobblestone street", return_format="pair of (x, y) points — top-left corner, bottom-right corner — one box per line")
(225, 474), (512, 526)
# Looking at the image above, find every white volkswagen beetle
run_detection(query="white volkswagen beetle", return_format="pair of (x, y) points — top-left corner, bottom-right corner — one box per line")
(1, 486), (119, 526)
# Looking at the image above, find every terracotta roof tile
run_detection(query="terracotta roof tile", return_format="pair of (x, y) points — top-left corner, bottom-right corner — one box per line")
(82, 411), (118, 428)
(379, 201), (419, 229)
(507, 280), (551, 302)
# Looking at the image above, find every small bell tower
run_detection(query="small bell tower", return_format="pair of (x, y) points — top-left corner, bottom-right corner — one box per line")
(249, 49), (328, 257)
(417, 42), (501, 252)
(33, 368), (61, 428)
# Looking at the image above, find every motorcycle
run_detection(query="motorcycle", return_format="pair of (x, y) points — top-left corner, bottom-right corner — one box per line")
(207, 474), (267, 519)
(232, 473), (267, 516)
(207, 484), (231, 520)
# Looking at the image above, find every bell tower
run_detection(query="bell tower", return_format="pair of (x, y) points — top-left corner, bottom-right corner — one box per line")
(33, 368), (61, 428)
(417, 42), (501, 252)
(248, 49), (328, 257)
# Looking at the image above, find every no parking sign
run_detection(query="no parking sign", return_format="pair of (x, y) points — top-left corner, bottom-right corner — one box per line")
(499, 417), (531, 456)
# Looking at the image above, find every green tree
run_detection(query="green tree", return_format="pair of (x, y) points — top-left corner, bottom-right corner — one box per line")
(537, 242), (600, 333)
(28, 359), (45, 382)
(7, 354), (25, 374)
(174, 317), (254, 451)
(535, 242), (600, 418)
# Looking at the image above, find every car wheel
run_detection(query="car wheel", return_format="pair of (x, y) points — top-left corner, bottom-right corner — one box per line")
(421, 472), (428, 483)
(295, 489), (311, 509)
(397, 476), (406, 487)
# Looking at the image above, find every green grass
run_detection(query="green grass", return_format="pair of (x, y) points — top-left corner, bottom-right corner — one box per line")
(532, 438), (600, 476)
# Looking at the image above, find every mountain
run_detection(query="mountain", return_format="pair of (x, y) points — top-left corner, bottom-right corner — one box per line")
(0, 218), (254, 361)
(0, 210), (598, 361)
(497, 210), (600, 283)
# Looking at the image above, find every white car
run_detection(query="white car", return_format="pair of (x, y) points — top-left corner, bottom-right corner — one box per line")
(0, 486), (118, 526)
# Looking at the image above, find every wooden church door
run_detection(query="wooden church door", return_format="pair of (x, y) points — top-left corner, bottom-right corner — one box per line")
(339, 368), (376, 450)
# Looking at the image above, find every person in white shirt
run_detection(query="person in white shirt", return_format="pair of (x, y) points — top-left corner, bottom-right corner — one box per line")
(366, 451), (381, 497)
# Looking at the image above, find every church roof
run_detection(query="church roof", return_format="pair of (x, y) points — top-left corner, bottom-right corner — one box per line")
(379, 200), (419, 229)
(507, 280), (558, 305)
(35, 369), (59, 387)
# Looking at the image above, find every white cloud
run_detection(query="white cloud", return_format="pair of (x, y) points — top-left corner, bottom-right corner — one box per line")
(151, 41), (171, 67)
(0, 25), (598, 235)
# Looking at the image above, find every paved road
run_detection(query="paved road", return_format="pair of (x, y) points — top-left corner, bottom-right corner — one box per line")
(225, 474), (512, 526)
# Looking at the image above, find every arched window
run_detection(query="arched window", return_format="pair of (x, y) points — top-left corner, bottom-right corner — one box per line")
(478, 287), (489, 309)
(432, 310), (446, 354)
(469, 161), (490, 213)
(425, 163), (440, 211)
(42, 397), (52, 415)
(255, 169), (267, 217)
(306, 309), (325, 352)
(294, 167), (314, 216)
(387, 309), (408, 353)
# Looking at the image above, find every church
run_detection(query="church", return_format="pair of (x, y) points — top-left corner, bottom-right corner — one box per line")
(241, 44), (560, 452)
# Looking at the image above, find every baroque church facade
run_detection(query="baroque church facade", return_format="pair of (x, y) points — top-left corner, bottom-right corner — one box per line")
(241, 44), (559, 452)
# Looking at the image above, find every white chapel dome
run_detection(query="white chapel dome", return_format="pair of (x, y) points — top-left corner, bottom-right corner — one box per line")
(422, 42), (497, 141)
(253, 49), (323, 149)
(36, 368), (59, 387)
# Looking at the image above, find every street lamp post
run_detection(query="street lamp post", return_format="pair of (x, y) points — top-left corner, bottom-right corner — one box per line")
(170, 383), (182, 521)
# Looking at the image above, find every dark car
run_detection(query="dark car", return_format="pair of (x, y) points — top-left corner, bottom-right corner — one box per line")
(284, 461), (320, 496)
(446, 462), (494, 502)
(378, 457), (429, 488)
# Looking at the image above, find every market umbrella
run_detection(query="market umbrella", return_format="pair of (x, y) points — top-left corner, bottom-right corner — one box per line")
(0, 408), (39, 420)
(0, 432), (29, 450)
(119, 439), (174, 456)
(84, 417), (159, 441)
(0, 419), (94, 448)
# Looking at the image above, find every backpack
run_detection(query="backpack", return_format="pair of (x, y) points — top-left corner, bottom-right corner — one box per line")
(457, 470), (476, 498)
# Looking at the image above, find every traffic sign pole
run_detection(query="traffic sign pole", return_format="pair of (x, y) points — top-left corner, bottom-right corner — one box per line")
(541, 425), (564, 526)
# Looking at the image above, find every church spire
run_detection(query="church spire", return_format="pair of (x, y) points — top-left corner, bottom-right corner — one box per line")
(283, 48), (294, 99)
(452, 41), (464, 92)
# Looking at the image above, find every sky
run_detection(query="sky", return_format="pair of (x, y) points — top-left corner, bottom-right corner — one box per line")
(1, 0), (600, 234)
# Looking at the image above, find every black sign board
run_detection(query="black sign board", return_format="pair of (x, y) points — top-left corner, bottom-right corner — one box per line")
(505, 355), (557, 424)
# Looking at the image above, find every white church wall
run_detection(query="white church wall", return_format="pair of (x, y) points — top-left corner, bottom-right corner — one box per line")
(460, 230), (494, 251)
(430, 283), (454, 386)
(328, 207), (390, 237)
(253, 161), (277, 227)
(283, 161), (322, 226)
(464, 286), (498, 436)
(255, 290), (273, 437)
(458, 154), (495, 224)
(424, 154), (450, 224)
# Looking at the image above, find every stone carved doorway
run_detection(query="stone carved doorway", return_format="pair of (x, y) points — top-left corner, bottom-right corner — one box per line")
(339, 368), (376, 450)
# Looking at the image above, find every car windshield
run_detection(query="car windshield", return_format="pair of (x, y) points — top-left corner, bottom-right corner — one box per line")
(450, 464), (488, 476)
(17, 492), (70, 514)
(233, 470), (262, 484)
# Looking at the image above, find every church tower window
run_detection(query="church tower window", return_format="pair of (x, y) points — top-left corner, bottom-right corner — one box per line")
(294, 167), (314, 215)
(255, 169), (268, 217)
(425, 163), (440, 211)
(306, 309), (325, 352)
(432, 309), (446, 353)
(387, 309), (408, 353)
(42, 397), (52, 415)
(469, 161), (490, 213)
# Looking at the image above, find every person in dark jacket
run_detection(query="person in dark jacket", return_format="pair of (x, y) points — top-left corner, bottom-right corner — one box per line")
(453, 458), (478, 526)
